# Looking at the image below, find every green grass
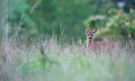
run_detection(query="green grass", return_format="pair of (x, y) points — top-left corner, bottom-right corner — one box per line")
(0, 37), (135, 81)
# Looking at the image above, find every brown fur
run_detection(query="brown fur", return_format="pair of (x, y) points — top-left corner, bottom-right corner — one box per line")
(84, 27), (115, 51)
(87, 40), (114, 50)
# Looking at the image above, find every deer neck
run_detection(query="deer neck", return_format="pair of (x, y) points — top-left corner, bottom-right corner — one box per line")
(87, 39), (93, 48)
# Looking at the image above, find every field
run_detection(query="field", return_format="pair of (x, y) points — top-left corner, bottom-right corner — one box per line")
(0, 36), (135, 81)
(1, 0), (135, 81)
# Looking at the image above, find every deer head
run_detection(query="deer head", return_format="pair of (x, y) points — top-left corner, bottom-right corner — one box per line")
(84, 27), (97, 47)
(84, 27), (97, 40)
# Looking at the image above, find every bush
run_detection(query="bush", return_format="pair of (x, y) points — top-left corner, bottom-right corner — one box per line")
(84, 9), (135, 40)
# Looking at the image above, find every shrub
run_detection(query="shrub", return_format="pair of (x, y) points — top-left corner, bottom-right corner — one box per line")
(84, 9), (135, 40)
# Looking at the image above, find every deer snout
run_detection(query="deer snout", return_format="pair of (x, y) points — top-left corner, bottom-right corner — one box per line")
(89, 37), (92, 40)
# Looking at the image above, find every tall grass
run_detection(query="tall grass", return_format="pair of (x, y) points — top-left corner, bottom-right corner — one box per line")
(0, 31), (135, 81)
(0, 0), (134, 81)
(0, 1), (135, 80)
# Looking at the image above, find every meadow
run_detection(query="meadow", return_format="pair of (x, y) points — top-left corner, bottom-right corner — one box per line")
(1, 0), (135, 81)
(0, 34), (135, 81)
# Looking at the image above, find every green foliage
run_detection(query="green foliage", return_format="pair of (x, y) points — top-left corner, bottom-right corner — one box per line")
(9, 0), (31, 24)
(84, 9), (135, 40)
(3, 0), (135, 41)
(8, 0), (117, 41)
(111, 0), (135, 12)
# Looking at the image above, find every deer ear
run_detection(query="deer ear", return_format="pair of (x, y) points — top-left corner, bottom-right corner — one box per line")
(84, 27), (88, 32)
(92, 28), (97, 33)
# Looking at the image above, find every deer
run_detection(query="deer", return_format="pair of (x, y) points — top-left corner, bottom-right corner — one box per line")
(84, 27), (114, 51)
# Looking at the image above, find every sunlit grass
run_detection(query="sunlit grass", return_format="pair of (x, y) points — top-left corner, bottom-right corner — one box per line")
(0, 36), (135, 81)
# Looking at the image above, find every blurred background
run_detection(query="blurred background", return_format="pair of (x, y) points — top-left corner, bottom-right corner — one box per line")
(0, 0), (135, 42)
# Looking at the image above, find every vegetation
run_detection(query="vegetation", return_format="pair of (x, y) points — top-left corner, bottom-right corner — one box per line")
(85, 9), (135, 40)
(1, 0), (135, 41)
(0, 35), (135, 81)
(0, 0), (135, 81)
